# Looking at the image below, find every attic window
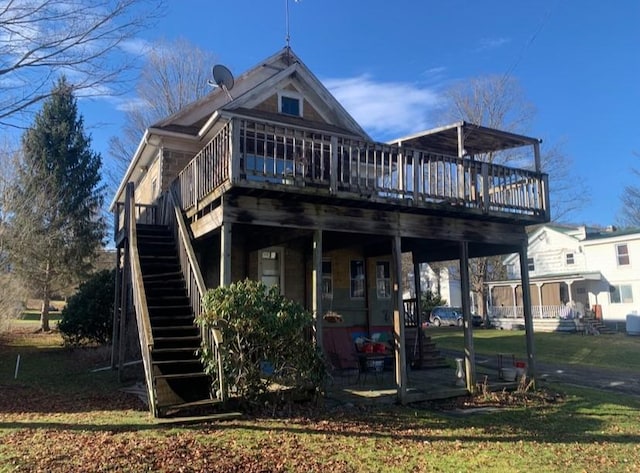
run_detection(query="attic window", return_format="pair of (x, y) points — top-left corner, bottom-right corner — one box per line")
(279, 92), (302, 117)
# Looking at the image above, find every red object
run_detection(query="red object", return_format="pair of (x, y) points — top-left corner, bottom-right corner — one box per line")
(373, 343), (386, 353)
(515, 361), (526, 368)
(363, 343), (374, 353)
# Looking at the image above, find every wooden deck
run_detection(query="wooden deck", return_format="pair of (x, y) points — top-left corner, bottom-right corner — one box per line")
(172, 117), (548, 225)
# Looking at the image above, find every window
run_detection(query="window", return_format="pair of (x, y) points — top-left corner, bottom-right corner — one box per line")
(350, 260), (365, 298)
(322, 259), (332, 298)
(610, 284), (633, 304)
(616, 244), (630, 266)
(260, 249), (283, 293)
(376, 261), (391, 299)
(280, 94), (301, 116)
(566, 253), (575, 265)
(527, 257), (535, 272)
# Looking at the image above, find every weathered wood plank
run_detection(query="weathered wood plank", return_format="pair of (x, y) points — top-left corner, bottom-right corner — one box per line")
(222, 195), (528, 246)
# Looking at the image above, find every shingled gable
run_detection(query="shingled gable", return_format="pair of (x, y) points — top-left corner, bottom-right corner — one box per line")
(152, 47), (369, 140)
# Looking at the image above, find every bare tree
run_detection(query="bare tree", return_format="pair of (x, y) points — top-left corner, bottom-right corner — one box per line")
(438, 74), (586, 316)
(0, 0), (165, 128)
(619, 153), (640, 227)
(108, 37), (216, 180)
(441, 75), (585, 221)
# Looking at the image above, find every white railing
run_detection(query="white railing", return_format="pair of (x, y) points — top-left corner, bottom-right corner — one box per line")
(170, 116), (549, 222)
(489, 305), (577, 319)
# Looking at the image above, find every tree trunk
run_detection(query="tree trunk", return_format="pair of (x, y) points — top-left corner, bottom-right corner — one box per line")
(40, 262), (51, 332)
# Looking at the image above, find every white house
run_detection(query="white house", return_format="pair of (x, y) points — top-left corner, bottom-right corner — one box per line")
(488, 224), (640, 325)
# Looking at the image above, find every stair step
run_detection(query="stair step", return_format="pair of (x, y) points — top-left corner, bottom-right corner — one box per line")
(153, 326), (200, 335)
(154, 372), (209, 381)
(152, 347), (200, 360)
(156, 398), (221, 411)
(150, 315), (195, 325)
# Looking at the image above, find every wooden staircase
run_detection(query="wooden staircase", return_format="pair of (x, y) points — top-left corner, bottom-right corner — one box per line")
(137, 224), (215, 416)
(404, 328), (448, 369)
(581, 315), (614, 335)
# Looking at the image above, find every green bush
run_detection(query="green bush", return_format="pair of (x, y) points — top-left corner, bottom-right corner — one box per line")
(58, 269), (114, 346)
(197, 279), (326, 406)
(420, 290), (447, 318)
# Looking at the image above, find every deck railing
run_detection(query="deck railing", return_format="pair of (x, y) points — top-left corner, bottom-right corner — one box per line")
(489, 305), (577, 319)
(172, 116), (548, 221)
(123, 183), (157, 416)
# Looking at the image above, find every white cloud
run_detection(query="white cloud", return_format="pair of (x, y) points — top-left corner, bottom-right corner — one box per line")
(114, 97), (148, 113)
(476, 37), (511, 51)
(323, 75), (443, 140)
(119, 38), (152, 56)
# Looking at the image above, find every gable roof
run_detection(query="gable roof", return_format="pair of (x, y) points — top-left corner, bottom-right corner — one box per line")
(152, 47), (370, 139)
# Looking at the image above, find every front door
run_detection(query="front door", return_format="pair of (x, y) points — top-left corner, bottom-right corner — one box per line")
(259, 247), (284, 294)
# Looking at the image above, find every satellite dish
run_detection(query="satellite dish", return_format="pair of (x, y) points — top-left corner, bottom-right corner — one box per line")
(208, 64), (234, 100)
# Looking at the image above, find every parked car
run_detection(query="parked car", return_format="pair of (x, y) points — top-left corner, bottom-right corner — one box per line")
(429, 307), (483, 327)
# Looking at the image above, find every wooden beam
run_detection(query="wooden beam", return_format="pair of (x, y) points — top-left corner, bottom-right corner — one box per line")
(392, 235), (408, 404)
(519, 244), (537, 383)
(191, 206), (223, 239)
(312, 230), (323, 352)
(459, 240), (476, 391)
(223, 195), (529, 246)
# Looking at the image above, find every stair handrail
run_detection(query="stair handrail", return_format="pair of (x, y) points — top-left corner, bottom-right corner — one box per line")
(166, 186), (226, 401)
(124, 182), (157, 416)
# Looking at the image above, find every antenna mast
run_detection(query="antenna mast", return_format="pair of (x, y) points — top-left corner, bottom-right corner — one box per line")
(285, 0), (291, 49)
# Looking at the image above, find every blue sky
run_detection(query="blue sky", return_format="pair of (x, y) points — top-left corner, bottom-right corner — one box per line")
(78, 0), (639, 227)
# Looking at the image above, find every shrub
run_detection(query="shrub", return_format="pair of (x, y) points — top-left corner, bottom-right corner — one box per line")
(197, 279), (326, 406)
(420, 290), (447, 318)
(58, 269), (114, 346)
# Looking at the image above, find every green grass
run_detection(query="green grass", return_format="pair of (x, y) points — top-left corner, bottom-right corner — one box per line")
(429, 327), (640, 371)
(2, 322), (640, 472)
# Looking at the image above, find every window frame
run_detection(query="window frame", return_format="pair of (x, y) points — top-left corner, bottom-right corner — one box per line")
(278, 91), (303, 117)
(616, 243), (630, 266)
(258, 247), (285, 294)
(322, 258), (333, 298)
(610, 284), (633, 304)
(527, 257), (535, 272)
(375, 261), (391, 299)
(565, 252), (575, 265)
(350, 259), (365, 299)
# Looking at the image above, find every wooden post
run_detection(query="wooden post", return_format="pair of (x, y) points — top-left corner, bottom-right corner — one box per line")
(312, 229), (323, 352)
(118, 183), (133, 381)
(330, 136), (338, 193)
(230, 119), (241, 184)
(220, 221), (232, 287)
(391, 235), (408, 403)
(533, 140), (541, 173)
(519, 244), (537, 384)
(412, 253), (423, 368)
(459, 240), (476, 391)
(111, 246), (122, 370)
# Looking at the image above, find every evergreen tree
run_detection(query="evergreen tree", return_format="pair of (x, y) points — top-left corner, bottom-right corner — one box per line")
(7, 77), (105, 331)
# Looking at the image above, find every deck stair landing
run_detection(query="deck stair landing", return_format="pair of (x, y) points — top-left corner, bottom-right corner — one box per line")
(137, 224), (215, 417)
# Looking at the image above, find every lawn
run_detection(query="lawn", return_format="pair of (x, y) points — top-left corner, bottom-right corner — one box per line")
(429, 326), (640, 371)
(1, 322), (640, 472)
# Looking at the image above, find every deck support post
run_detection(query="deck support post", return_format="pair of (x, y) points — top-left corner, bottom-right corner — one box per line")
(220, 221), (232, 287)
(412, 253), (423, 367)
(392, 235), (408, 404)
(519, 244), (537, 384)
(459, 240), (476, 392)
(312, 229), (323, 352)
(111, 246), (122, 370)
(118, 183), (133, 382)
